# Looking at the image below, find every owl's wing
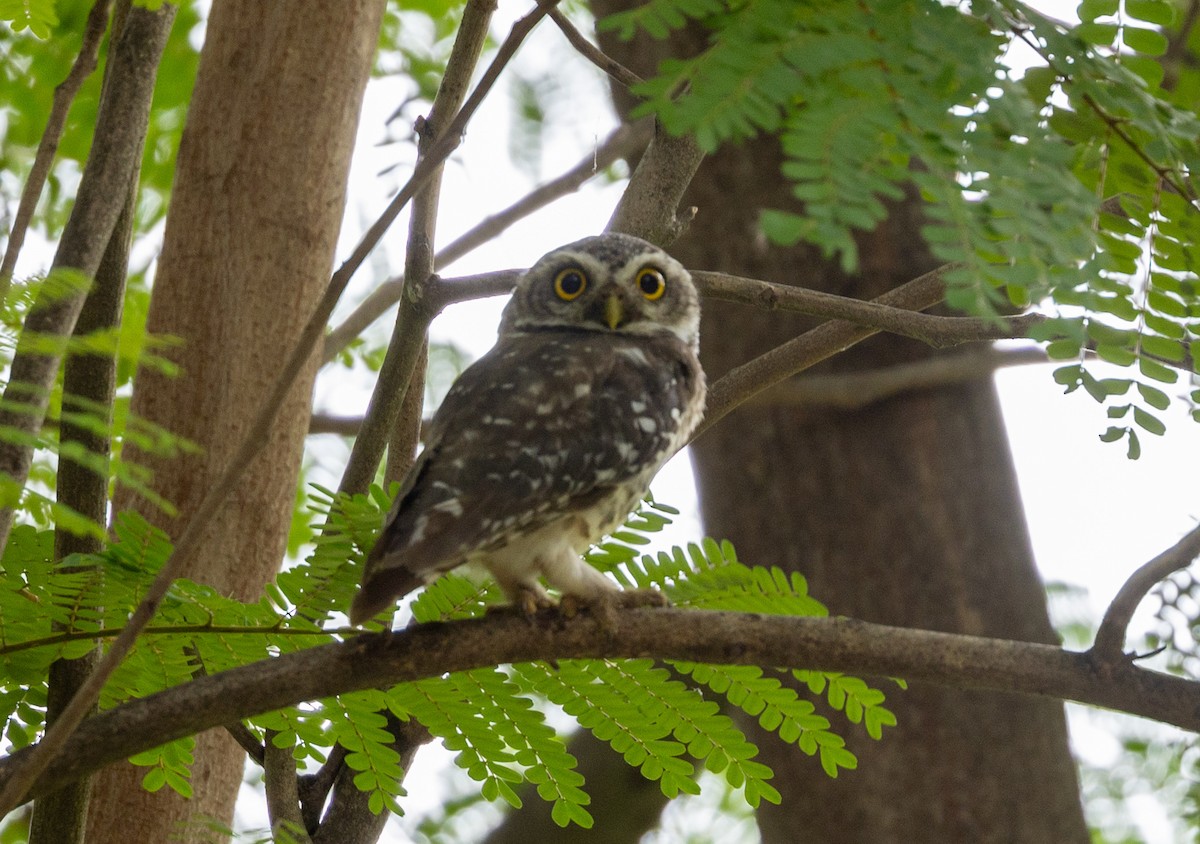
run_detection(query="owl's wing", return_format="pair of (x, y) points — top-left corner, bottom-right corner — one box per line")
(349, 333), (700, 624)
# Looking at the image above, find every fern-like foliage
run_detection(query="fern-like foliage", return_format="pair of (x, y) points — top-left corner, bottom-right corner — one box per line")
(0, 489), (898, 827)
(601, 0), (1200, 451)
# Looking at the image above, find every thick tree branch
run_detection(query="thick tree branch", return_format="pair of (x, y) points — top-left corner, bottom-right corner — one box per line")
(1092, 523), (1200, 661)
(2, 607), (1197, 808)
(0, 0), (114, 288)
(606, 121), (703, 245)
(322, 122), (649, 362)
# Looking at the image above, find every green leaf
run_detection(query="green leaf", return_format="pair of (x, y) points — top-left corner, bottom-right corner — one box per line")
(1133, 405), (1166, 435)
(1126, 0), (1176, 25)
(1078, 0), (1118, 20)
(1046, 339), (1081, 359)
(1136, 382), (1170, 411)
(1138, 356), (1178, 384)
(1121, 26), (1168, 56)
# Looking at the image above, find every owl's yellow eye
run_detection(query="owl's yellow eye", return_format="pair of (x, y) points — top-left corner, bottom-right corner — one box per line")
(554, 268), (587, 301)
(637, 268), (666, 300)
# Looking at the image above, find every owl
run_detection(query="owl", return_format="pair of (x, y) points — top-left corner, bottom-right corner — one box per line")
(349, 233), (706, 625)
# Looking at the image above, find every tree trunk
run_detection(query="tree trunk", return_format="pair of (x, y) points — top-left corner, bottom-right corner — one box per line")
(681, 147), (1090, 842)
(593, 9), (1090, 842)
(83, 2), (384, 841)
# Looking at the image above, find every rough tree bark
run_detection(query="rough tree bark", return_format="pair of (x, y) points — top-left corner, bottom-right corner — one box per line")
(583, 7), (1090, 842)
(82, 2), (385, 841)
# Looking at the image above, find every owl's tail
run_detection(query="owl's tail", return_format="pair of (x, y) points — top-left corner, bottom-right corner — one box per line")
(348, 568), (424, 626)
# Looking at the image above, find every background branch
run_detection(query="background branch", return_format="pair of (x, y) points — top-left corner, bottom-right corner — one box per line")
(751, 346), (1050, 410)
(2, 605), (1198, 808)
(1092, 522), (1200, 661)
(322, 122), (649, 362)
(697, 263), (959, 436)
(335, 0), (554, 496)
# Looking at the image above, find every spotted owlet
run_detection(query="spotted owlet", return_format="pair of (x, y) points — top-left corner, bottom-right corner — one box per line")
(349, 233), (706, 625)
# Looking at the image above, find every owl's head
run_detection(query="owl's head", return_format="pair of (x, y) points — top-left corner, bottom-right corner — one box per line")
(499, 233), (700, 349)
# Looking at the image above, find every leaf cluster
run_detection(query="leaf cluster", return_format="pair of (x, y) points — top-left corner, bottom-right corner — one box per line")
(0, 271), (195, 536)
(0, 0), (200, 240)
(602, 0), (1200, 449)
(0, 491), (898, 828)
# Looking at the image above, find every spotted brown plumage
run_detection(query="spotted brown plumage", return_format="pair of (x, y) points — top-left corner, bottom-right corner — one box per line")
(349, 233), (706, 625)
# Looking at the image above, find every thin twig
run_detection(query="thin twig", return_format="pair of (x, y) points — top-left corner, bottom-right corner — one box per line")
(1162, 0), (1200, 92)
(548, 7), (643, 89)
(693, 270), (1044, 348)
(1092, 523), (1200, 662)
(337, 0), (556, 495)
(5, 606), (1200, 806)
(0, 0), (114, 289)
(696, 263), (959, 437)
(754, 346), (1049, 410)
(322, 122), (649, 361)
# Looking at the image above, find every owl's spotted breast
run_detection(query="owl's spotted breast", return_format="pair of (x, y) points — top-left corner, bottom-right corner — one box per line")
(366, 331), (702, 572)
(350, 234), (705, 625)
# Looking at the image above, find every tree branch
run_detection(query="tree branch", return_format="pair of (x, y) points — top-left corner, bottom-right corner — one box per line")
(751, 346), (1049, 410)
(336, 0), (555, 496)
(697, 263), (960, 437)
(0, 0), (114, 289)
(264, 730), (311, 844)
(1092, 522), (1200, 662)
(692, 270), (1043, 348)
(2, 606), (1198, 808)
(606, 120), (703, 245)
(548, 7), (643, 89)
(29, 156), (136, 844)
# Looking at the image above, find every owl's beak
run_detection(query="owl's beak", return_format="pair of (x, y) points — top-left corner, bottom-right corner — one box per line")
(604, 293), (624, 330)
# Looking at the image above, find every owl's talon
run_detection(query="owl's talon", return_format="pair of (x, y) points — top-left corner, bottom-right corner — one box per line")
(513, 585), (554, 622)
(560, 594), (582, 619)
(561, 588), (668, 633)
(614, 588), (669, 610)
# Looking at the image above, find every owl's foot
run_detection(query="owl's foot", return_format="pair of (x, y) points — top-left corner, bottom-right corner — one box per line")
(560, 588), (669, 631)
(516, 585), (555, 621)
